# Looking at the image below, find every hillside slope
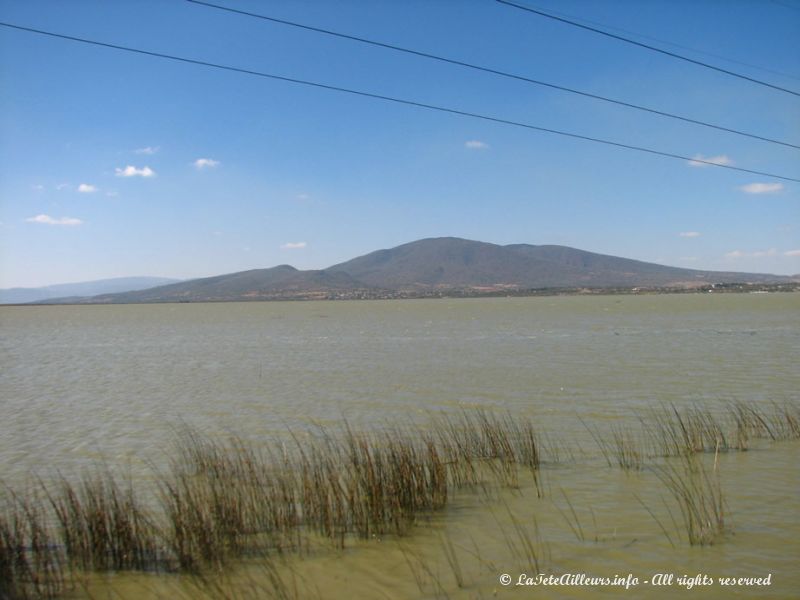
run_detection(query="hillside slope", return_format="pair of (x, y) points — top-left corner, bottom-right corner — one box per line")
(34, 238), (793, 304)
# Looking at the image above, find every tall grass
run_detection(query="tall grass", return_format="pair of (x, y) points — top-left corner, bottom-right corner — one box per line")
(587, 402), (800, 470)
(434, 411), (542, 495)
(0, 411), (545, 597)
(46, 473), (158, 573)
(1, 401), (796, 597)
(655, 451), (728, 546)
(644, 404), (730, 457)
(0, 489), (64, 600)
(586, 422), (644, 471)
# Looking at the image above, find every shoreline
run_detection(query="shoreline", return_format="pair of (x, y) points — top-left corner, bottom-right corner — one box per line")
(5, 282), (799, 307)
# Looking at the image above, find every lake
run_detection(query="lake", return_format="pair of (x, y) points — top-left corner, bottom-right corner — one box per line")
(1, 293), (798, 598)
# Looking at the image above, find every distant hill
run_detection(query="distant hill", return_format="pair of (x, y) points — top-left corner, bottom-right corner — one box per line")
(328, 238), (788, 289)
(30, 238), (795, 304)
(0, 276), (180, 304)
(47, 266), (369, 304)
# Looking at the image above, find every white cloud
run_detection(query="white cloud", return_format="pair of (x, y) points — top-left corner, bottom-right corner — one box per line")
(296, 193), (310, 201)
(31, 184), (44, 191)
(55, 183), (71, 191)
(785, 250), (800, 257)
(194, 158), (220, 170)
(78, 183), (97, 193)
(687, 154), (732, 167)
(281, 242), (307, 249)
(678, 231), (700, 238)
(106, 191), (119, 198)
(739, 182), (783, 194)
(134, 146), (159, 155)
(26, 214), (83, 226)
(465, 140), (489, 150)
(115, 165), (156, 178)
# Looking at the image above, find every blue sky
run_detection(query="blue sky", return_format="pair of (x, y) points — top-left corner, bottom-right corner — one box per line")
(1, 0), (798, 288)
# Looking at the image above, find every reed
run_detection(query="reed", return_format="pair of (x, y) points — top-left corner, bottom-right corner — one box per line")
(434, 410), (543, 494)
(554, 488), (586, 543)
(655, 451), (728, 546)
(728, 400), (773, 449)
(504, 507), (546, 575)
(0, 488), (64, 600)
(485, 500), (549, 587)
(45, 473), (158, 573)
(2, 401), (795, 597)
(158, 431), (308, 570)
(586, 420), (644, 471)
(437, 531), (465, 589)
(399, 540), (450, 600)
(644, 404), (729, 458)
(610, 425), (645, 471)
(765, 401), (800, 440)
(585, 402), (800, 472)
(1, 410), (549, 596)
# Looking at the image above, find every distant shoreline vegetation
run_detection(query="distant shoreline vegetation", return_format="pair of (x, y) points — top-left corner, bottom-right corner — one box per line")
(15, 281), (800, 306)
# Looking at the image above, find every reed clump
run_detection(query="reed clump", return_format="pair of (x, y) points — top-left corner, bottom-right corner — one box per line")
(764, 401), (800, 440)
(587, 423), (645, 471)
(644, 404), (730, 457)
(2, 401), (795, 597)
(0, 490), (64, 600)
(655, 451), (728, 546)
(157, 431), (300, 570)
(47, 474), (158, 573)
(678, 402), (798, 453)
(0, 411), (545, 597)
(339, 429), (449, 539)
(589, 402), (800, 469)
(435, 411), (542, 494)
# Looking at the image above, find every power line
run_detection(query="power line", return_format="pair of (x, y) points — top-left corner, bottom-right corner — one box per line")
(184, 0), (799, 150)
(513, 2), (800, 82)
(1, 21), (798, 183)
(496, 0), (800, 98)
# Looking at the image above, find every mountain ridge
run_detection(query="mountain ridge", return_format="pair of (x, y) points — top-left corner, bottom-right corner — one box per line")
(27, 237), (797, 304)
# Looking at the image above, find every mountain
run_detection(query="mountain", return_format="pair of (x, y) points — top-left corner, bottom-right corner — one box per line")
(327, 237), (575, 289)
(327, 237), (787, 289)
(0, 276), (181, 304)
(29, 238), (794, 304)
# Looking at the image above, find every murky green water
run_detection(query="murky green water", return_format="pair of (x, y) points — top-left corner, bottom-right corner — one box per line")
(1, 294), (798, 598)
